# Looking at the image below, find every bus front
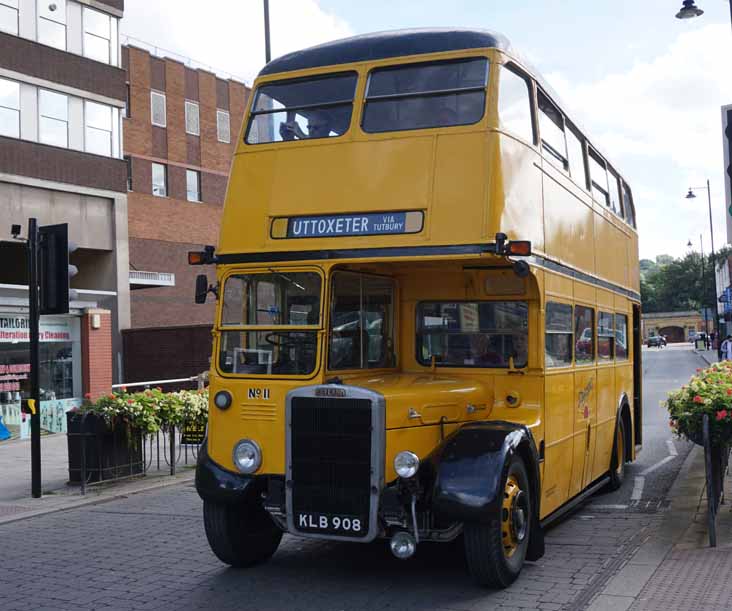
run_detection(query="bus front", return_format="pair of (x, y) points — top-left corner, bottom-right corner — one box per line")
(192, 29), (546, 589)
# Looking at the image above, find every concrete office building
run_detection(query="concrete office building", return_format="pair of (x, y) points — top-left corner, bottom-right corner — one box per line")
(0, 0), (127, 428)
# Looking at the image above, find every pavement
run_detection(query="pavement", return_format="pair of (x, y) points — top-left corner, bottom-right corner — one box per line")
(0, 431), (196, 525)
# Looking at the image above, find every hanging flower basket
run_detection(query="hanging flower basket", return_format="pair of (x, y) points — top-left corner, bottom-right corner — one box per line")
(666, 361), (732, 447)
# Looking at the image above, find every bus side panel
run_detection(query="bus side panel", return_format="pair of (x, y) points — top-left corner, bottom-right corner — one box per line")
(542, 372), (574, 518)
(593, 365), (616, 482)
(541, 158), (596, 276)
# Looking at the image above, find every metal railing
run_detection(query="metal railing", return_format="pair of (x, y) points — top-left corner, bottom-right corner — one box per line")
(112, 372), (208, 392)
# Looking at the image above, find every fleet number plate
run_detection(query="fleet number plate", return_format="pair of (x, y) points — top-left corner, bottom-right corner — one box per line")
(296, 513), (365, 536)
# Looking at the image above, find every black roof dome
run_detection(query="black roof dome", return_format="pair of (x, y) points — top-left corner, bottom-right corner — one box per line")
(259, 28), (512, 76)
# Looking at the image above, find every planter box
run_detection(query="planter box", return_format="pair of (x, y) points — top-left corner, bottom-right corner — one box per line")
(67, 411), (143, 484)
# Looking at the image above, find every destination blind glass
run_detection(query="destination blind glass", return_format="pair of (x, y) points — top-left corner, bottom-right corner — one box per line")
(274, 210), (424, 239)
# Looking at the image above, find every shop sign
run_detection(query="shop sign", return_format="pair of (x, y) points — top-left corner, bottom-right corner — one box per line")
(0, 363), (29, 391)
(0, 316), (73, 343)
(40, 398), (82, 434)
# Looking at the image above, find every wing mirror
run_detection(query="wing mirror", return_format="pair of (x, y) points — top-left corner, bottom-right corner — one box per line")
(195, 274), (217, 304)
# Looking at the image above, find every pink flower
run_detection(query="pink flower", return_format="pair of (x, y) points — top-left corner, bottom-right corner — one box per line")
(726, 389), (732, 396)
(127, 398), (134, 405)
(84, 392), (91, 399)
(693, 395), (704, 404)
(717, 410), (728, 421)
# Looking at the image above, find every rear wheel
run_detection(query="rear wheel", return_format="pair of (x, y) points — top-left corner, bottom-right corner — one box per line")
(203, 500), (282, 567)
(608, 416), (627, 491)
(463, 455), (531, 588)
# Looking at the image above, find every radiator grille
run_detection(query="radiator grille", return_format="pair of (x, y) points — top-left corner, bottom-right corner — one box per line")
(290, 396), (372, 538)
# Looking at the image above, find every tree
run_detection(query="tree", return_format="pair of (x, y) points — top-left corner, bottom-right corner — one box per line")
(641, 251), (715, 314)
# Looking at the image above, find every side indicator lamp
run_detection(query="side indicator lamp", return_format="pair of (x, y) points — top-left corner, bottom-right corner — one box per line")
(506, 241), (532, 256)
(188, 245), (216, 266)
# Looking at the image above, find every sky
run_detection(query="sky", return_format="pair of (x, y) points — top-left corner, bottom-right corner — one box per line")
(121, 0), (732, 261)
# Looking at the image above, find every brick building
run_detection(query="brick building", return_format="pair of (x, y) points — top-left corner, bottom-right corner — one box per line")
(0, 0), (126, 427)
(120, 44), (249, 381)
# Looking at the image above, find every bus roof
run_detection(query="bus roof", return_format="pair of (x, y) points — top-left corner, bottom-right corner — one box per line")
(259, 28), (513, 76)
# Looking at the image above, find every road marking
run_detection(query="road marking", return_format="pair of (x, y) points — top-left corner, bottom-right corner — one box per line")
(631, 476), (645, 500)
(591, 504), (628, 510)
(640, 455), (675, 476)
(666, 439), (678, 456)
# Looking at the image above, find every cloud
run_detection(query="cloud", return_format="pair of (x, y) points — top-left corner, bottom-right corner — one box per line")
(545, 24), (732, 259)
(120, 0), (353, 84)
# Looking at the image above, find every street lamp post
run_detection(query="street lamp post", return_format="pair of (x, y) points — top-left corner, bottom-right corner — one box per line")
(687, 181), (719, 344)
(675, 0), (732, 33)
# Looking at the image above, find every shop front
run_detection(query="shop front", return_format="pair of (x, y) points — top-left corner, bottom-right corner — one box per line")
(0, 314), (82, 434)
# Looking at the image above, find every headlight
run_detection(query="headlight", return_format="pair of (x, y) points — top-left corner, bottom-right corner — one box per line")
(233, 439), (262, 474)
(214, 390), (232, 410)
(394, 451), (420, 479)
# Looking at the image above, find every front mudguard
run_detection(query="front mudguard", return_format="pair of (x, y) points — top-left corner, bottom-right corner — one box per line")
(195, 440), (266, 505)
(425, 421), (544, 561)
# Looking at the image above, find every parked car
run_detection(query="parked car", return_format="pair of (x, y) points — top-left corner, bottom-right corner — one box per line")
(647, 335), (667, 348)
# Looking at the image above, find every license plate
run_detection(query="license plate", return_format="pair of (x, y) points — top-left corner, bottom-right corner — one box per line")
(296, 512), (366, 536)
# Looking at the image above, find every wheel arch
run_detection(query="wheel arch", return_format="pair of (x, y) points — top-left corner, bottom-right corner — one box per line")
(616, 393), (633, 463)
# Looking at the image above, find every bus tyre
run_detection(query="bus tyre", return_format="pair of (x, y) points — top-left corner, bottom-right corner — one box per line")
(608, 416), (627, 491)
(463, 455), (531, 588)
(203, 500), (283, 568)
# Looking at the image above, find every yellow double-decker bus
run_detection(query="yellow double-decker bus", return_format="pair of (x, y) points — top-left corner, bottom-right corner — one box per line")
(190, 28), (642, 588)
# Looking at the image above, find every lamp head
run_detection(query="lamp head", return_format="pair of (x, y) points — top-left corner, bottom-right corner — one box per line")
(687, 240), (693, 248)
(686, 188), (696, 199)
(676, 0), (704, 19)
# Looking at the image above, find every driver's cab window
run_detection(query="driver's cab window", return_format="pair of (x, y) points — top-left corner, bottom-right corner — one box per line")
(329, 272), (395, 370)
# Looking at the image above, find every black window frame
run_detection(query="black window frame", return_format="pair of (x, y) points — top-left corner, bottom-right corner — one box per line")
(597, 311), (615, 361)
(497, 62), (537, 146)
(622, 180), (637, 228)
(615, 313), (629, 360)
(244, 70), (358, 145)
(361, 56), (489, 134)
(537, 89), (568, 171)
(574, 305), (595, 364)
(545, 301), (573, 368)
(588, 147), (610, 207)
(566, 121), (588, 191)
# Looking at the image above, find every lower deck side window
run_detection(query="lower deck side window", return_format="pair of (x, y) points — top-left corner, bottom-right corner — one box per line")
(417, 301), (528, 368)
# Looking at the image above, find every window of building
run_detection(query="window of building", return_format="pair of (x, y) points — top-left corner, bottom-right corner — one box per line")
(598, 311), (615, 360)
(574, 305), (594, 364)
(329, 273), (396, 370)
(150, 91), (166, 127)
(0, 0), (19, 36)
(246, 72), (357, 144)
(83, 7), (111, 64)
(498, 65), (534, 144)
(124, 155), (132, 191)
(615, 314), (628, 360)
(546, 302), (573, 367)
(84, 100), (112, 156)
(566, 124), (587, 190)
(538, 91), (567, 170)
(588, 148), (609, 206)
(416, 301), (528, 368)
(124, 83), (130, 118)
(186, 169), (200, 202)
(37, 0), (66, 51)
(217, 109), (230, 143)
(185, 101), (200, 136)
(39, 89), (68, 148)
(362, 57), (488, 133)
(0, 77), (20, 139)
(152, 162), (167, 197)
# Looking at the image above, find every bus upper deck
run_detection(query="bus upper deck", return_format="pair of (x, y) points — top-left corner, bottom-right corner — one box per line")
(218, 28), (638, 297)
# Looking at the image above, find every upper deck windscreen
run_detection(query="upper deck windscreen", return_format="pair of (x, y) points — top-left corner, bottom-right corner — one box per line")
(246, 72), (357, 144)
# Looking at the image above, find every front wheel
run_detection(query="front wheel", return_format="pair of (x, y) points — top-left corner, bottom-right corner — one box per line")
(463, 455), (531, 588)
(203, 500), (283, 568)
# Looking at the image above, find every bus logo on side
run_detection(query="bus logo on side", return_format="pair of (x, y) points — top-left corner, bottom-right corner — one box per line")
(248, 388), (271, 400)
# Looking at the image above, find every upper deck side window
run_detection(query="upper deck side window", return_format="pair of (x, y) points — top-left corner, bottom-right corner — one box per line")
(622, 181), (637, 228)
(362, 57), (488, 133)
(588, 147), (610, 207)
(497, 64), (535, 145)
(538, 90), (568, 170)
(245, 72), (357, 144)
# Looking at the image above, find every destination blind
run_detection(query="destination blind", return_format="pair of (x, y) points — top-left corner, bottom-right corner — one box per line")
(281, 211), (424, 239)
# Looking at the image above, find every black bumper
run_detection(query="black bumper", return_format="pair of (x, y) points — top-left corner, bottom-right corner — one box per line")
(195, 441), (263, 504)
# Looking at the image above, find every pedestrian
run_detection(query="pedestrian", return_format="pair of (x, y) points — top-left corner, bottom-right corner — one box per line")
(721, 335), (732, 361)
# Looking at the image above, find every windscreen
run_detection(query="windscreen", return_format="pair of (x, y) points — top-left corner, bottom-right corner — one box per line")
(246, 72), (357, 144)
(219, 272), (321, 375)
(417, 301), (528, 368)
